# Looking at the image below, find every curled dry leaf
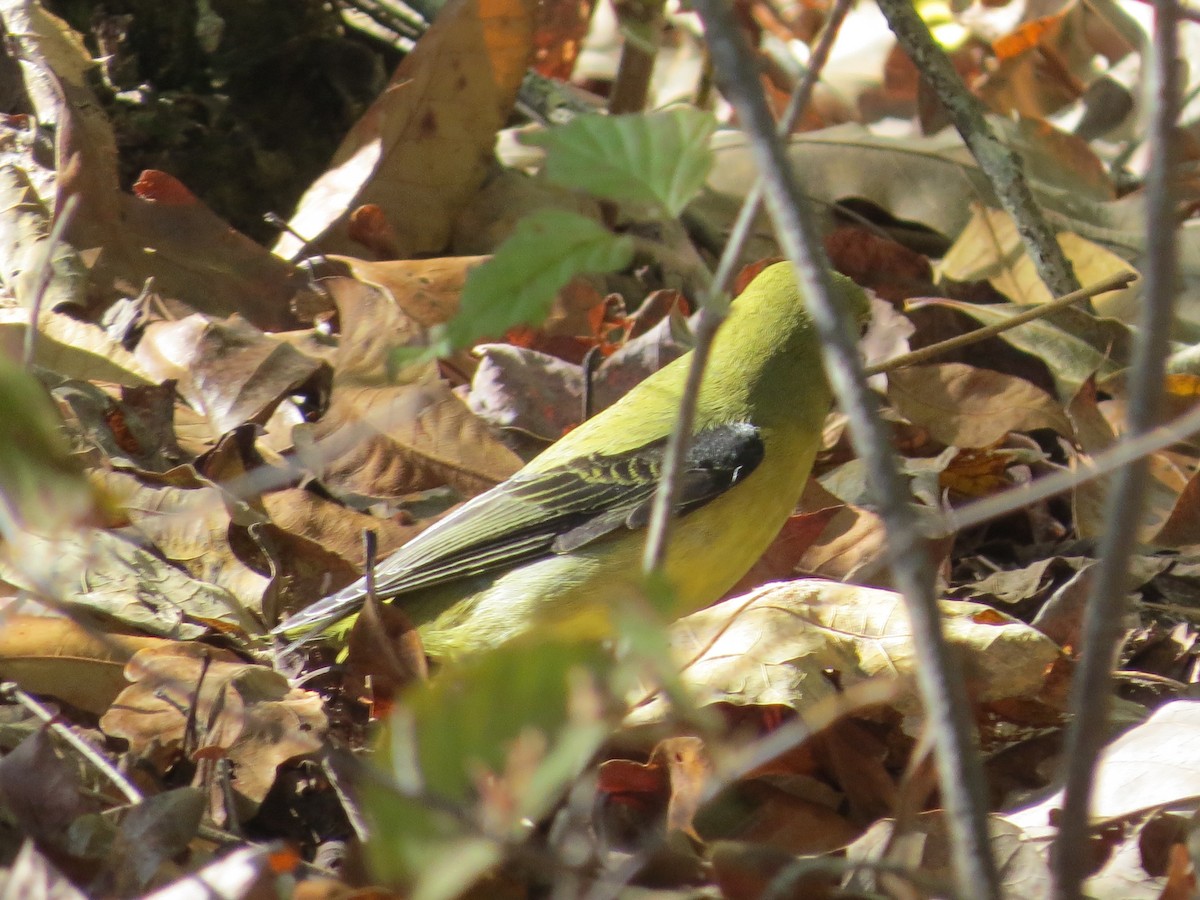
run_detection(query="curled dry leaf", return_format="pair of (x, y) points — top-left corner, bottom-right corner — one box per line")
(134, 314), (332, 438)
(629, 579), (1061, 728)
(297, 278), (521, 500)
(91, 467), (273, 618)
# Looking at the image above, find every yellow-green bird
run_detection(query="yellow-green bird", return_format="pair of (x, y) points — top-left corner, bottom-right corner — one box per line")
(274, 263), (869, 659)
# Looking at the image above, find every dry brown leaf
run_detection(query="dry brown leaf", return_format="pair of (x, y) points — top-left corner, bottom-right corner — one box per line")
(328, 255), (489, 327)
(300, 373), (521, 501)
(297, 278), (521, 500)
(274, 0), (536, 259)
(938, 204), (1139, 321)
(260, 485), (423, 569)
(101, 643), (327, 822)
(1067, 376), (1190, 542)
(135, 314), (331, 438)
(797, 480), (889, 583)
(888, 363), (1074, 448)
(0, 616), (169, 716)
(0, 526), (247, 638)
(91, 468), (272, 617)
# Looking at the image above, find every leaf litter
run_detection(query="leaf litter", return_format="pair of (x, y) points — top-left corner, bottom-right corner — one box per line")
(0, 0), (1200, 897)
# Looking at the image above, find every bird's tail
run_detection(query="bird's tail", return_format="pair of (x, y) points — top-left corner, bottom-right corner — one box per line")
(271, 579), (368, 648)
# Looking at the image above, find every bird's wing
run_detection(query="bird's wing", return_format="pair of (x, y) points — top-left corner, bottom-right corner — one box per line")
(273, 423), (764, 640)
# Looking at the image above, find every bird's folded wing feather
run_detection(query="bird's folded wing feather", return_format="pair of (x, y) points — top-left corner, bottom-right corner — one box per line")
(273, 423), (763, 639)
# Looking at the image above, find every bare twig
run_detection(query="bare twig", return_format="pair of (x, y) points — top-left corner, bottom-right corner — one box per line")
(1, 681), (142, 805)
(1050, 1), (1182, 896)
(690, 2), (1000, 898)
(875, 0), (1080, 299)
(640, 2), (850, 572)
(711, 0), (855, 293)
(934, 396), (1200, 536)
(865, 272), (1136, 376)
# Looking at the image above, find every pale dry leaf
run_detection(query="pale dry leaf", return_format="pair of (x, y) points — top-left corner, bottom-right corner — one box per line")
(0, 527), (247, 638)
(629, 579), (1061, 726)
(1008, 701), (1200, 827)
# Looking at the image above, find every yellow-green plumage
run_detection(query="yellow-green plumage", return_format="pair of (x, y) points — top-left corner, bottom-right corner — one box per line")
(274, 263), (869, 658)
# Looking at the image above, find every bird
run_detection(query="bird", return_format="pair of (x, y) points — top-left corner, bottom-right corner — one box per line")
(273, 263), (870, 659)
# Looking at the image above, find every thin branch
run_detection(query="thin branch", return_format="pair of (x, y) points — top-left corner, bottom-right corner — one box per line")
(1051, 0), (1182, 896)
(711, 0), (855, 292)
(2, 681), (142, 805)
(865, 272), (1136, 376)
(691, 3), (1000, 898)
(640, 1), (850, 571)
(934, 396), (1200, 536)
(875, 0), (1081, 299)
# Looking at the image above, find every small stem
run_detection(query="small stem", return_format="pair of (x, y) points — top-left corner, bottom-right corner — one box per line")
(1050, 1), (1182, 896)
(875, 0), (1081, 299)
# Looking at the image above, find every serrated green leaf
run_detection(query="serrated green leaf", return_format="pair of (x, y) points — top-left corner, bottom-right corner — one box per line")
(522, 109), (717, 216)
(443, 210), (633, 349)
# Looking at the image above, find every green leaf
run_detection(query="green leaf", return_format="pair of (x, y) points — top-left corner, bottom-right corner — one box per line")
(364, 636), (613, 891)
(522, 108), (717, 216)
(0, 357), (94, 530)
(441, 210), (633, 350)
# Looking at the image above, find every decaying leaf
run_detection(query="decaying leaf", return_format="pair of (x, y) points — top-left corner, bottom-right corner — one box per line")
(888, 362), (1074, 448)
(0, 616), (169, 716)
